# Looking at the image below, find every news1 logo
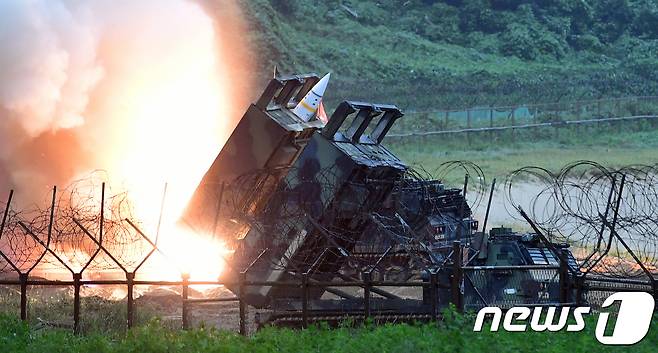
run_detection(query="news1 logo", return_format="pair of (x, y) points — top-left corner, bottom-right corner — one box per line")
(473, 292), (654, 345)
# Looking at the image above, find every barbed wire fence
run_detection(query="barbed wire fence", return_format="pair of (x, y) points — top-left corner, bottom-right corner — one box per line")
(504, 161), (658, 279)
(1, 160), (658, 333)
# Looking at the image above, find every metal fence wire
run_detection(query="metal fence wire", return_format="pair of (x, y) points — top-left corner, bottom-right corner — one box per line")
(463, 266), (561, 311)
(2, 106), (658, 332)
(390, 95), (658, 139)
(581, 276), (655, 308)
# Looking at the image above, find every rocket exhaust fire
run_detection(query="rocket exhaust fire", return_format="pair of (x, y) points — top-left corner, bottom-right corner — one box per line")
(0, 0), (254, 281)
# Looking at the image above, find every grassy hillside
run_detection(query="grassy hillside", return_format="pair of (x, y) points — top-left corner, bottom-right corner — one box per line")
(243, 0), (658, 109)
(239, 0), (658, 178)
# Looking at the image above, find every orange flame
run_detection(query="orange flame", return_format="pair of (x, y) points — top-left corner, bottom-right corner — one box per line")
(91, 1), (252, 281)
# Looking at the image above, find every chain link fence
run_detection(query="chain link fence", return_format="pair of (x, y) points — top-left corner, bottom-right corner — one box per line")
(390, 96), (658, 140)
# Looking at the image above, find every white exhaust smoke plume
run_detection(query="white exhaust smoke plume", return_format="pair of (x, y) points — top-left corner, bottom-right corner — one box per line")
(0, 1), (103, 137)
(0, 0), (254, 213)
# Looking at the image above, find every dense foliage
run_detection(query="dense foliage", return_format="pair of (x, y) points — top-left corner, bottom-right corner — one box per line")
(260, 0), (658, 61)
(343, 0), (658, 60)
(244, 0), (658, 108)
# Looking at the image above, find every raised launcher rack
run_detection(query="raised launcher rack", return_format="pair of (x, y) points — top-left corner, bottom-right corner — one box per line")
(183, 73), (478, 322)
(227, 101), (408, 308)
(182, 73), (326, 236)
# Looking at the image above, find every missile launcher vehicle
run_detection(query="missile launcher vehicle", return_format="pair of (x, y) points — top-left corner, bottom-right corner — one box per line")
(183, 73), (585, 324)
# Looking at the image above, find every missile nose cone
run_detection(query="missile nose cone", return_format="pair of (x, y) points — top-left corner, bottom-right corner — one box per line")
(313, 73), (330, 96)
(292, 73), (331, 122)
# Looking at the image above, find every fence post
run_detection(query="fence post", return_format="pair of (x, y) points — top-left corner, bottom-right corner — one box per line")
(239, 272), (247, 335)
(363, 271), (371, 321)
(489, 108), (494, 140)
(444, 111), (449, 130)
(126, 272), (134, 329)
(181, 273), (190, 330)
(466, 109), (472, 146)
(510, 108), (516, 143)
(533, 107), (539, 138)
(559, 249), (570, 304)
(451, 241), (462, 312)
(574, 102), (580, 136)
(575, 274), (584, 306)
(302, 273), (309, 328)
(73, 273), (82, 334)
(19, 273), (28, 321)
(430, 271), (439, 321)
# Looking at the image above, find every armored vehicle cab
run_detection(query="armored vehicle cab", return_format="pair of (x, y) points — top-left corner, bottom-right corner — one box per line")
(462, 226), (578, 310)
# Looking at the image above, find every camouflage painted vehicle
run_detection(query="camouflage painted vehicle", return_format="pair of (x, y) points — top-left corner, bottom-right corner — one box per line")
(183, 73), (581, 318)
(351, 177), (476, 282)
(461, 226), (578, 310)
(229, 100), (409, 307)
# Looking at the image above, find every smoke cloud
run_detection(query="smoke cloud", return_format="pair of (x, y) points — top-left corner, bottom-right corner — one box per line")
(0, 1), (103, 136)
(0, 0), (254, 207)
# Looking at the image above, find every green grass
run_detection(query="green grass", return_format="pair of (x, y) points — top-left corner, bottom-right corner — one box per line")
(242, 0), (658, 181)
(2, 310), (657, 353)
(0, 286), (162, 335)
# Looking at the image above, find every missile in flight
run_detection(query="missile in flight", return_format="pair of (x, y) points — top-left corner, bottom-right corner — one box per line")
(292, 73), (330, 122)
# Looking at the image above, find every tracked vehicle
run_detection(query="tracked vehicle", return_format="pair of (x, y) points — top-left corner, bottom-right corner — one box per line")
(183, 73), (612, 326)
